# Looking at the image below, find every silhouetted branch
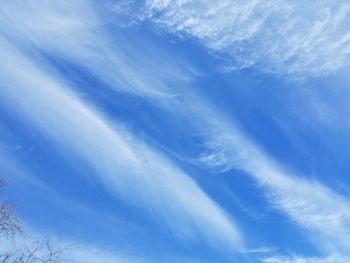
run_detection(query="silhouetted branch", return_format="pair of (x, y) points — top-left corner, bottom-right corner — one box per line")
(0, 180), (22, 239)
(0, 180), (68, 263)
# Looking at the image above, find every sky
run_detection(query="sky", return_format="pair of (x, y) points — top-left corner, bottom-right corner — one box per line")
(1, 0), (350, 262)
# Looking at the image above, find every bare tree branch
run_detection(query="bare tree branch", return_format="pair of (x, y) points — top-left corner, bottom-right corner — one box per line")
(0, 180), (22, 239)
(0, 180), (68, 263)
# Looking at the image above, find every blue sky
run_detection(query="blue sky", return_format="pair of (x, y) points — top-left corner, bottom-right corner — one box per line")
(1, 0), (350, 262)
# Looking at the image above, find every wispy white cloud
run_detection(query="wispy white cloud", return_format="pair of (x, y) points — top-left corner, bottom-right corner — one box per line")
(242, 246), (279, 254)
(0, 0), (195, 100)
(67, 245), (142, 263)
(0, 36), (241, 248)
(2, 0), (350, 259)
(143, 84), (350, 254)
(188, 97), (350, 252)
(0, 144), (144, 241)
(263, 254), (350, 263)
(127, 0), (350, 75)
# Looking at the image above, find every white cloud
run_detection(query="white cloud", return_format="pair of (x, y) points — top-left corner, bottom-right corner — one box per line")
(166, 92), (350, 253)
(136, 0), (350, 75)
(0, 37), (241, 248)
(0, 0), (195, 100)
(140, 86), (350, 258)
(263, 254), (350, 263)
(0, 144), (144, 241)
(2, 0), (350, 258)
(63, 243), (143, 263)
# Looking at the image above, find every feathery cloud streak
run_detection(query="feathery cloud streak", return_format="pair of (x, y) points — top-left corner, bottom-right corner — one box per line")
(0, 0), (194, 100)
(2, 1), (350, 261)
(182, 96), (350, 253)
(123, 0), (350, 75)
(263, 254), (350, 263)
(0, 36), (241, 248)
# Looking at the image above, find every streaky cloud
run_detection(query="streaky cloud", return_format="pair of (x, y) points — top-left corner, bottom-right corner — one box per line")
(0, 0), (195, 100)
(0, 144), (144, 241)
(263, 254), (350, 263)
(146, 85), (350, 254)
(122, 0), (350, 75)
(2, 1), (349, 260)
(187, 96), (350, 253)
(0, 38), (242, 248)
